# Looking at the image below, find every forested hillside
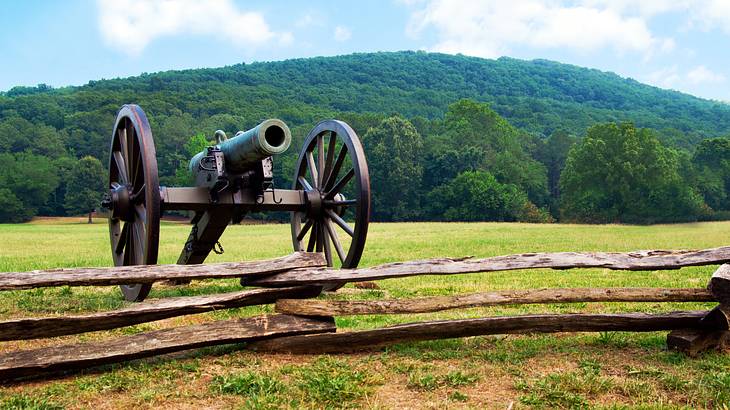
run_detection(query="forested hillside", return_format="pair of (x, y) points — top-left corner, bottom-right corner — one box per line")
(1, 51), (729, 223)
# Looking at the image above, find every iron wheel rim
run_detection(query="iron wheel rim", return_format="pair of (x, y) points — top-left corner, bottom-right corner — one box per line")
(107, 104), (160, 302)
(291, 120), (371, 273)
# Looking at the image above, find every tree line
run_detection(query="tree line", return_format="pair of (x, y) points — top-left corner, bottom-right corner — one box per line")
(362, 100), (730, 224)
(1, 98), (729, 224)
(1, 51), (730, 224)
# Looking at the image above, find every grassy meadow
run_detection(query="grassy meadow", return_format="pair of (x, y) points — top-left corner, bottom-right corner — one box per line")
(0, 218), (729, 409)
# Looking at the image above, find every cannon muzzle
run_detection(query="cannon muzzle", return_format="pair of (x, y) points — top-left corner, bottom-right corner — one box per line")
(189, 119), (292, 175)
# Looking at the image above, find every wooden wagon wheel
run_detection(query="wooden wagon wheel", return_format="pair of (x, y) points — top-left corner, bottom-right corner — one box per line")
(291, 120), (371, 276)
(105, 105), (161, 302)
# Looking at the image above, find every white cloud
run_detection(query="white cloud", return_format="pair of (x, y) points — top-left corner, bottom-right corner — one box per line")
(646, 66), (682, 89)
(644, 65), (725, 90)
(334, 26), (352, 42)
(578, 0), (691, 18)
(688, 65), (726, 84)
(296, 13), (316, 28)
(404, 0), (674, 58)
(581, 0), (730, 35)
(97, 0), (291, 55)
(296, 12), (326, 29)
(688, 0), (730, 34)
(659, 38), (676, 53)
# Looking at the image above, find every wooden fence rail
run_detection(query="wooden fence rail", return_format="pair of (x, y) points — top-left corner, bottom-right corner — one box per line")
(249, 311), (719, 354)
(0, 252), (325, 290)
(275, 287), (715, 316)
(0, 315), (335, 382)
(0, 286), (322, 341)
(2, 247), (728, 291)
(246, 247), (730, 287)
(1, 252), (729, 381)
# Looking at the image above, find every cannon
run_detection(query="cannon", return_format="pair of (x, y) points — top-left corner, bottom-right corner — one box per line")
(102, 104), (371, 302)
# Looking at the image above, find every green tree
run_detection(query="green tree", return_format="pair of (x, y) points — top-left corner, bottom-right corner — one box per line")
(364, 116), (424, 221)
(533, 129), (577, 215)
(427, 170), (547, 222)
(64, 156), (106, 223)
(423, 146), (484, 189)
(560, 122), (704, 223)
(0, 116), (35, 153)
(692, 137), (730, 211)
(39, 156), (77, 216)
(167, 133), (212, 187)
(0, 152), (60, 222)
(0, 188), (25, 223)
(431, 99), (549, 206)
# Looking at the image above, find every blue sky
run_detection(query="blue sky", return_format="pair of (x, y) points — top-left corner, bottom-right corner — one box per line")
(1, 0), (730, 101)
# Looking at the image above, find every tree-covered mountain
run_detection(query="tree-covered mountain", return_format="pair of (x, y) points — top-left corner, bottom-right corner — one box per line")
(1, 51), (730, 223)
(5, 51), (730, 145)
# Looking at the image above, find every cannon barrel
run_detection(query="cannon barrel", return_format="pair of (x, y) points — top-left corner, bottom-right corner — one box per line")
(189, 119), (292, 175)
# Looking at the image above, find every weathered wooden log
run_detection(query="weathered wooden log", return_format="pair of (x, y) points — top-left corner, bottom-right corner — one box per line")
(246, 247), (730, 287)
(0, 286), (322, 341)
(667, 305), (730, 356)
(667, 329), (730, 357)
(0, 314), (335, 381)
(248, 311), (710, 354)
(699, 305), (730, 331)
(0, 252), (325, 291)
(709, 264), (730, 305)
(276, 287), (714, 316)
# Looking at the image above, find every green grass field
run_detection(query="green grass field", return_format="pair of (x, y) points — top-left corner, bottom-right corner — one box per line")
(1, 219), (729, 409)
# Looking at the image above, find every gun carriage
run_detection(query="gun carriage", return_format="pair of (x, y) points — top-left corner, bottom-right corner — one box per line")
(102, 104), (370, 301)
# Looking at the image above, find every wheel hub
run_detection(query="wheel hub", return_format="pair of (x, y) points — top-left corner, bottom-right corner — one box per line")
(305, 188), (324, 219)
(105, 184), (133, 222)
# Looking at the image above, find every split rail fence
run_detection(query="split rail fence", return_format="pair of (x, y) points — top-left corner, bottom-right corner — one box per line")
(1, 248), (729, 382)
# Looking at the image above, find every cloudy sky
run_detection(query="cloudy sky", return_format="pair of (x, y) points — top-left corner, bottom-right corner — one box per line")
(1, 0), (729, 101)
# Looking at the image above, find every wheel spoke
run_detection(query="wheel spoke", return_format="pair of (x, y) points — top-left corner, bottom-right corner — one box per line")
(130, 184), (146, 203)
(322, 132), (337, 187)
(324, 199), (357, 206)
(316, 222), (324, 252)
(324, 218), (346, 263)
(115, 222), (129, 254)
(306, 223), (318, 252)
(298, 176), (314, 191)
(118, 128), (130, 179)
(326, 209), (354, 237)
(113, 151), (128, 184)
(134, 204), (147, 224)
(317, 134), (325, 187)
(132, 145), (143, 189)
(123, 222), (132, 265)
(126, 120), (136, 180)
(122, 127), (132, 181)
(324, 144), (348, 192)
(133, 219), (145, 264)
(297, 218), (314, 241)
(326, 168), (354, 199)
(306, 151), (319, 189)
(322, 224), (333, 266)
